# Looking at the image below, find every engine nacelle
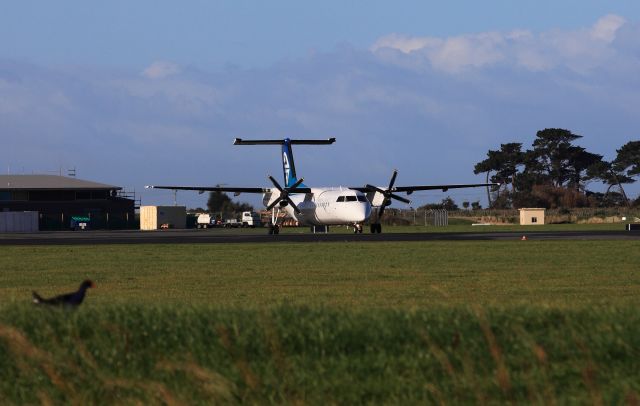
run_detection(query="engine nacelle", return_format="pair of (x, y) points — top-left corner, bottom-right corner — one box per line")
(367, 190), (386, 207)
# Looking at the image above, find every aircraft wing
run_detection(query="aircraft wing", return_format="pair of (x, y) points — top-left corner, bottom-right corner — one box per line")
(145, 185), (313, 194)
(145, 185), (269, 195)
(392, 182), (499, 194)
(351, 183), (498, 195)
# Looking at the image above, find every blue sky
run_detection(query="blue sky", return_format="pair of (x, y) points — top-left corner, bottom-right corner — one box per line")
(2, 1), (640, 208)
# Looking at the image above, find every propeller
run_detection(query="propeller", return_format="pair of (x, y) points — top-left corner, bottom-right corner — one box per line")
(365, 170), (411, 221)
(266, 176), (306, 214)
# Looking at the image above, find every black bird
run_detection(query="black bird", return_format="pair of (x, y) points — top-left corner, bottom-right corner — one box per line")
(32, 280), (95, 307)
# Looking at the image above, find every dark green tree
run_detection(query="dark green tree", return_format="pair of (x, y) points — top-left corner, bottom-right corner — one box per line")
(530, 128), (582, 187)
(207, 191), (254, 216)
(565, 146), (603, 191)
(418, 197), (458, 211)
(475, 143), (525, 208)
(473, 149), (501, 207)
(613, 141), (640, 178)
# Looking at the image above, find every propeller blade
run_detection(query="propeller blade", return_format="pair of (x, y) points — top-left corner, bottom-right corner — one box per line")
(378, 203), (387, 220)
(266, 197), (283, 211)
(365, 184), (386, 194)
(268, 175), (283, 192)
(288, 178), (305, 190)
(388, 192), (411, 204)
(284, 196), (302, 214)
(388, 170), (398, 190)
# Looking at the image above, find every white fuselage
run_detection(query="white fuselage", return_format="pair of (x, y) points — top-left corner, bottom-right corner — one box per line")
(263, 187), (371, 226)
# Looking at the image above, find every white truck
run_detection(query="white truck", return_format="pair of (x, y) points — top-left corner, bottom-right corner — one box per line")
(195, 213), (219, 229)
(241, 211), (261, 228)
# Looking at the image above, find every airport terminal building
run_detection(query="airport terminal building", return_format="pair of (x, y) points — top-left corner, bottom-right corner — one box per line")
(0, 175), (135, 230)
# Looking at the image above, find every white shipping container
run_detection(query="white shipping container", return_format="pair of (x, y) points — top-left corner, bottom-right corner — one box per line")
(0, 211), (39, 232)
(140, 206), (186, 230)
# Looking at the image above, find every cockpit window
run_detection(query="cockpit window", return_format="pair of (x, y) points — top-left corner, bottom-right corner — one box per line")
(336, 196), (346, 202)
(346, 196), (357, 202)
(357, 195), (367, 202)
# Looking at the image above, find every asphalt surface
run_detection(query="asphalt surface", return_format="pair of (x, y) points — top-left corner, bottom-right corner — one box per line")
(1, 228), (639, 245)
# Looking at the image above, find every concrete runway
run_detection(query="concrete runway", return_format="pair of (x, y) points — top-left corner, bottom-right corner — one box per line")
(1, 228), (639, 245)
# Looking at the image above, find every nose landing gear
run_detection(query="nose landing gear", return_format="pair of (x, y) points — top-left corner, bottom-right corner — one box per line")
(268, 223), (280, 235)
(353, 224), (363, 234)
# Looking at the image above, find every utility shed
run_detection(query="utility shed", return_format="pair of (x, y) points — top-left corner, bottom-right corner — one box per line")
(519, 208), (545, 225)
(140, 206), (186, 230)
(0, 211), (39, 232)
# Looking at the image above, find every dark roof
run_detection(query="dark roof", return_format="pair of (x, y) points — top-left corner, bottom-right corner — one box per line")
(0, 175), (121, 191)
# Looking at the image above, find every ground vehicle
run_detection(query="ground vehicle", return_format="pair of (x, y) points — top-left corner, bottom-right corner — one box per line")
(196, 214), (219, 229)
(223, 219), (241, 228)
(241, 211), (261, 227)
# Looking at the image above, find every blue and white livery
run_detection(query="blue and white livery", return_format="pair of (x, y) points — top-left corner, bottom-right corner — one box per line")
(147, 138), (497, 234)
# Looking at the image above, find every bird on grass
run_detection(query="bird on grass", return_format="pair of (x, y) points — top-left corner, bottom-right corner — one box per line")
(32, 280), (95, 307)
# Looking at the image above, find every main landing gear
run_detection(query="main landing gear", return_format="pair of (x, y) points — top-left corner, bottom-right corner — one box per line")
(370, 223), (382, 233)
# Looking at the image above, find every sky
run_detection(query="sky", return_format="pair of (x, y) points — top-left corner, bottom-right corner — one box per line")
(1, 1), (640, 209)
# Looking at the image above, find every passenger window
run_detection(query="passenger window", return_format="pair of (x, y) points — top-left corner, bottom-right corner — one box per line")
(346, 196), (357, 202)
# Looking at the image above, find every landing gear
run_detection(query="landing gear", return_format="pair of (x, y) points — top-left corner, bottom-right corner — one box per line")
(353, 224), (363, 234)
(268, 207), (282, 235)
(370, 223), (382, 233)
(268, 223), (280, 235)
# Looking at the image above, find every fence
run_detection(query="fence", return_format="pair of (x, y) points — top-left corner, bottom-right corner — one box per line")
(386, 207), (640, 225)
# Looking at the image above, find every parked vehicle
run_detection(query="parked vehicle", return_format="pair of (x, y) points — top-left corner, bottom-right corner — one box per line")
(223, 218), (241, 228)
(196, 213), (219, 229)
(241, 211), (262, 228)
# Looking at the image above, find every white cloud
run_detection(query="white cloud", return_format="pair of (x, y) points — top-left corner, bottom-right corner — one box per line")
(372, 14), (629, 74)
(142, 61), (181, 79)
(371, 33), (441, 54)
(590, 14), (626, 42)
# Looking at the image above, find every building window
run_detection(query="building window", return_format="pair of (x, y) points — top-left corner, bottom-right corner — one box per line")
(11, 191), (29, 201)
(76, 191), (91, 200)
(531, 217), (537, 223)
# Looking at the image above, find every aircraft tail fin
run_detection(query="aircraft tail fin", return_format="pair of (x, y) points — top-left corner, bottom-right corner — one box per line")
(234, 138), (335, 188)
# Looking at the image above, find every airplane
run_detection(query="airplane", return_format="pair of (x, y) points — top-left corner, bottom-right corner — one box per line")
(146, 138), (498, 234)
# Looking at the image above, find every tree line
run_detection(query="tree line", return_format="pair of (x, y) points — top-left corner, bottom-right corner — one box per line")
(474, 128), (640, 209)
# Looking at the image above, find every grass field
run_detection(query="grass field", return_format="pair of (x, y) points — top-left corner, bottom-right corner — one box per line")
(1, 239), (639, 403)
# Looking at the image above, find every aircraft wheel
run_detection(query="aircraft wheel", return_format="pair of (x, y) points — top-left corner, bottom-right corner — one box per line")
(377, 224), (382, 233)
(274, 225), (280, 235)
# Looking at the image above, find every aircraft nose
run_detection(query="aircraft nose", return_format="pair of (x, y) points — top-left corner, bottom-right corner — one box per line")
(353, 202), (370, 222)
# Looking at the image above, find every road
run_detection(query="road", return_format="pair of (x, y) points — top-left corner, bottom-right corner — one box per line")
(1, 228), (639, 245)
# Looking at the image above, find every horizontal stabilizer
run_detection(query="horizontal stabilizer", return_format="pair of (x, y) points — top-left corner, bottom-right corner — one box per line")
(234, 138), (335, 145)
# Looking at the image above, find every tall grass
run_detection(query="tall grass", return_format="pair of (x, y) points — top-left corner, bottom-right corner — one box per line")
(1, 240), (639, 403)
(1, 304), (639, 404)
